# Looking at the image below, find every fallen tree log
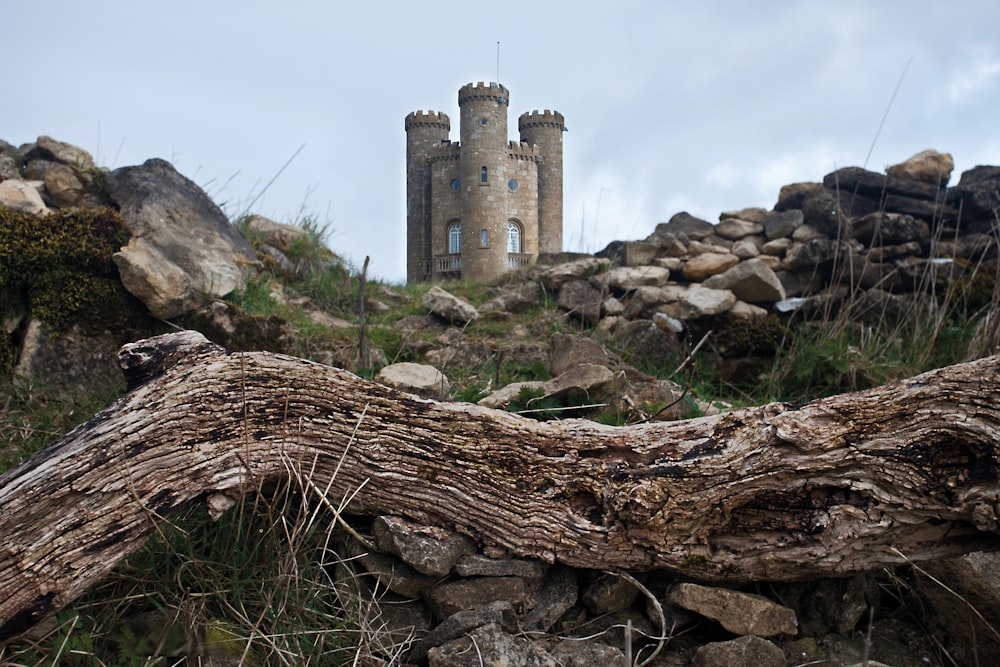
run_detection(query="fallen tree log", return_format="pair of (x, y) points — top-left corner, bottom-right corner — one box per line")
(2, 330), (999, 640)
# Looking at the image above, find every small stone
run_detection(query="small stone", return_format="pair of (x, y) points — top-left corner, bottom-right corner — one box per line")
(427, 623), (556, 667)
(423, 577), (527, 620)
(422, 285), (478, 325)
(692, 635), (785, 667)
(376, 362), (450, 400)
(669, 582), (798, 637)
(702, 258), (786, 303)
(523, 566), (578, 632)
(678, 287), (737, 319)
(681, 252), (740, 281)
(371, 516), (476, 577)
(606, 265), (671, 290)
(453, 554), (547, 578)
(557, 279), (602, 325)
(581, 572), (639, 614)
(885, 149), (954, 185)
(715, 218), (764, 240)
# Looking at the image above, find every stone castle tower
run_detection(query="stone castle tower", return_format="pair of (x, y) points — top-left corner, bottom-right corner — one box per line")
(405, 82), (565, 283)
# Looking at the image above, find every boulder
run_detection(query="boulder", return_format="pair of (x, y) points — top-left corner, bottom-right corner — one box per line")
(885, 149), (954, 185)
(421, 285), (478, 325)
(375, 362), (451, 400)
(106, 158), (259, 319)
(668, 582), (798, 637)
(702, 258), (786, 303)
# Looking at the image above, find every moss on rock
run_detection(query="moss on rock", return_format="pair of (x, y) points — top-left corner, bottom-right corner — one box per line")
(0, 206), (156, 359)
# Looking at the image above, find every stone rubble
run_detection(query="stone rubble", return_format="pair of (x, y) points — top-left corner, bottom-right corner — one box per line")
(3, 137), (999, 664)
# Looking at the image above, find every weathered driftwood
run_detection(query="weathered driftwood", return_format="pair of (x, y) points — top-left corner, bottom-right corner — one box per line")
(2, 330), (1000, 640)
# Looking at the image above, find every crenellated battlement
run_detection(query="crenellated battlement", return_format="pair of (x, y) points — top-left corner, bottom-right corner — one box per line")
(458, 82), (509, 106)
(428, 142), (462, 163)
(405, 110), (451, 131)
(518, 110), (565, 131)
(508, 141), (539, 160)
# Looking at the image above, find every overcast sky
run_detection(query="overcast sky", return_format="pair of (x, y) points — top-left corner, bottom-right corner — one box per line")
(8, 1), (1000, 282)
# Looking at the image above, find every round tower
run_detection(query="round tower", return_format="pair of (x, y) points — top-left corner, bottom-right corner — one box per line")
(519, 110), (565, 255)
(405, 110), (450, 283)
(458, 82), (510, 281)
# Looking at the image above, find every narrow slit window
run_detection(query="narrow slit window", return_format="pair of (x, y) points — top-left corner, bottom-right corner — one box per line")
(481, 166), (488, 184)
(480, 229), (489, 248)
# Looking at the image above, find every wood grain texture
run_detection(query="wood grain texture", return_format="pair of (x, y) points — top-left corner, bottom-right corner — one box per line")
(2, 330), (999, 640)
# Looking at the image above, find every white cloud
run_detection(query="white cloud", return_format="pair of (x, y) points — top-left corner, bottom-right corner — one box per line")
(947, 47), (1000, 105)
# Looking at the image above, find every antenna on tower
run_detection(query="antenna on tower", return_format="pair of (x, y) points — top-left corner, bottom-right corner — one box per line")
(496, 41), (501, 85)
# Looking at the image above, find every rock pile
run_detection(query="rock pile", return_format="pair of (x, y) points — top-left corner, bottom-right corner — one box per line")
(4, 137), (1000, 664)
(533, 149), (998, 380)
(337, 512), (934, 666)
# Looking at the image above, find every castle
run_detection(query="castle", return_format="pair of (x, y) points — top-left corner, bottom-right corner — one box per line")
(405, 82), (565, 283)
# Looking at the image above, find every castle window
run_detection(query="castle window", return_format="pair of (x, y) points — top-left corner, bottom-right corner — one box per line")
(480, 229), (489, 248)
(450, 178), (460, 192)
(448, 222), (461, 254)
(508, 179), (518, 192)
(507, 221), (522, 253)
(481, 166), (488, 184)
(480, 118), (488, 126)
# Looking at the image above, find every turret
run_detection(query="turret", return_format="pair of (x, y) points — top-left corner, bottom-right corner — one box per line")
(458, 82), (510, 281)
(405, 111), (450, 283)
(519, 110), (565, 255)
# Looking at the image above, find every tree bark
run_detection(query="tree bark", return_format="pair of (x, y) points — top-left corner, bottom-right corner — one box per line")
(2, 330), (1000, 640)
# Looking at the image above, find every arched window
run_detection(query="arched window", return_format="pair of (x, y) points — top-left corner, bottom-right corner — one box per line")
(448, 221), (461, 254)
(481, 166), (488, 184)
(507, 221), (522, 253)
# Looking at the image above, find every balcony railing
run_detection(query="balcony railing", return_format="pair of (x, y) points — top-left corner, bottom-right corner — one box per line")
(507, 253), (533, 269)
(433, 253), (534, 276)
(435, 253), (462, 274)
